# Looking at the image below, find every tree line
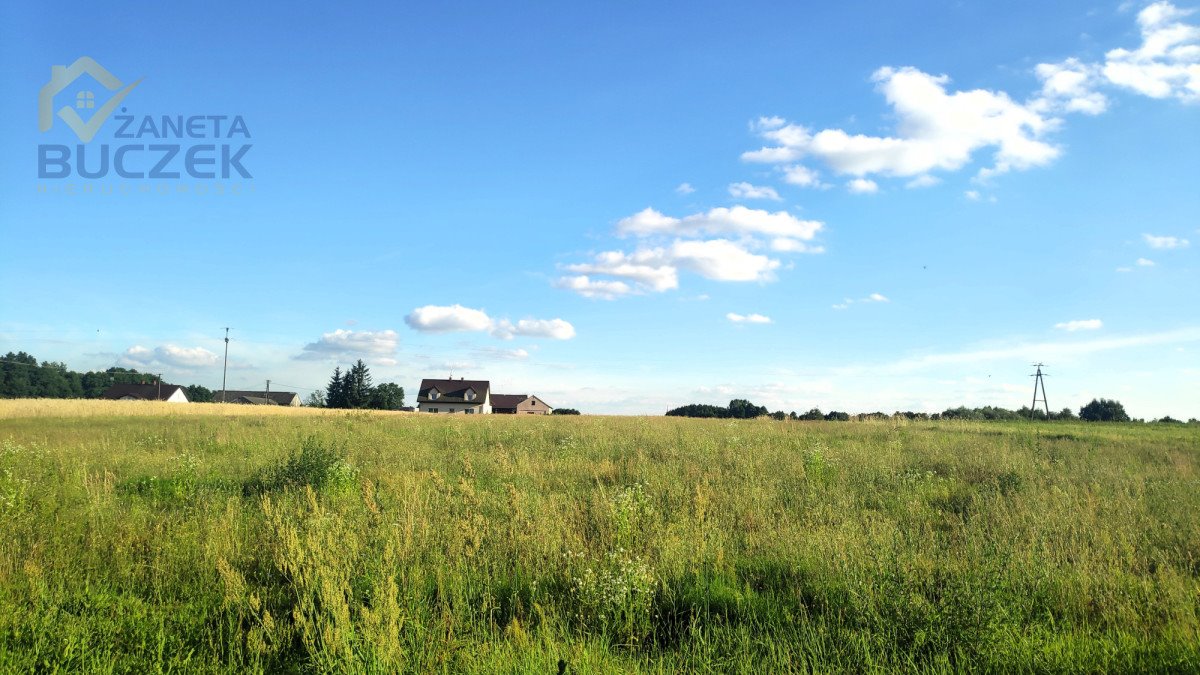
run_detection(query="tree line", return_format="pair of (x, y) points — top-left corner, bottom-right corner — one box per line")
(0, 351), (215, 401)
(666, 397), (1193, 424)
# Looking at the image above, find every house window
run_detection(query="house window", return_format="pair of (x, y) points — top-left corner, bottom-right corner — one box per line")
(430, 390), (439, 400)
(76, 91), (95, 109)
(428, 407), (438, 413)
(466, 409), (474, 414)
(466, 390), (475, 401)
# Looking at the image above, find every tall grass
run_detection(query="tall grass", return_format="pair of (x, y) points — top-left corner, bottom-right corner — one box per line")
(0, 400), (1196, 672)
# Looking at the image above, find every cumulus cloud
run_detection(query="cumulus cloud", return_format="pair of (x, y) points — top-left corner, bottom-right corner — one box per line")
(404, 304), (493, 333)
(552, 275), (634, 300)
(1144, 233), (1190, 249)
(728, 181), (782, 200)
(121, 344), (219, 369)
(561, 239), (779, 294)
(671, 239), (780, 281)
(782, 165), (826, 188)
(1137, 257), (1157, 266)
(770, 238), (825, 254)
(726, 312), (772, 324)
(404, 304), (575, 340)
(1055, 319), (1103, 331)
(616, 206), (823, 241)
(297, 329), (399, 361)
(1032, 58), (1109, 115)
(965, 190), (981, 201)
(563, 249), (679, 292)
(491, 318), (577, 340)
(1030, 3), (1199, 122)
(1103, 2), (1200, 101)
(847, 178), (879, 194)
(559, 204), (822, 298)
(744, 67), (1060, 180)
(675, 182), (696, 194)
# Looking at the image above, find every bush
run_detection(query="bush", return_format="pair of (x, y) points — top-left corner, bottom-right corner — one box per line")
(552, 408), (581, 415)
(1079, 398), (1130, 422)
(244, 438), (359, 495)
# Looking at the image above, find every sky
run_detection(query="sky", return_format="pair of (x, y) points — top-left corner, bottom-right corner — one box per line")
(0, 1), (1197, 417)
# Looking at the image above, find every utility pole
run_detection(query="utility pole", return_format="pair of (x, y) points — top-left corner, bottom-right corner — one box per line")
(157, 373), (162, 401)
(1029, 363), (1050, 419)
(220, 327), (231, 403)
(266, 379), (270, 401)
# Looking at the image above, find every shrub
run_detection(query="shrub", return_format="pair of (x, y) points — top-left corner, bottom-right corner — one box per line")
(244, 438), (359, 495)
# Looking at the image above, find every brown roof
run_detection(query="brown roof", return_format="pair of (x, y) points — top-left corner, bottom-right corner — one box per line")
(490, 394), (529, 409)
(100, 383), (187, 401)
(492, 394), (553, 410)
(417, 378), (489, 403)
(213, 390), (299, 405)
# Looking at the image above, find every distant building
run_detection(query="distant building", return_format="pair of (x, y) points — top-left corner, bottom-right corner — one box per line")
(100, 383), (189, 403)
(212, 390), (301, 406)
(416, 378), (491, 414)
(491, 394), (553, 415)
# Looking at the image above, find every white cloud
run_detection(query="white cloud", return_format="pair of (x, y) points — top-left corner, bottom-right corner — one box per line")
(744, 67), (1060, 180)
(905, 174), (941, 188)
(491, 318), (576, 340)
(297, 329), (399, 361)
(782, 165), (825, 188)
(560, 204), (823, 299)
(728, 181), (782, 200)
(847, 178), (879, 194)
(965, 190), (981, 201)
(832, 293), (888, 310)
(121, 344), (220, 369)
(770, 237), (825, 253)
(1032, 58), (1109, 115)
(474, 347), (530, 361)
(1144, 233), (1191, 249)
(726, 312), (772, 324)
(616, 206), (823, 241)
(553, 275), (634, 300)
(1055, 319), (1104, 331)
(1137, 257), (1157, 266)
(675, 182), (696, 195)
(405, 304), (575, 340)
(564, 249), (679, 292)
(559, 238), (782, 297)
(1116, 266), (1134, 273)
(404, 304), (493, 333)
(1103, 2), (1200, 101)
(670, 239), (780, 282)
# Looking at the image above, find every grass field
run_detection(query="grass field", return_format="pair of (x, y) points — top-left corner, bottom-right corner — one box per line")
(0, 400), (1197, 673)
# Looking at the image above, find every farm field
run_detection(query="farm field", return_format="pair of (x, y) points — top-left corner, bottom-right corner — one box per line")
(0, 400), (1197, 673)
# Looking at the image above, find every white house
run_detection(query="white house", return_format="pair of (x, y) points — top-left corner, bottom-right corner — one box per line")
(416, 378), (491, 414)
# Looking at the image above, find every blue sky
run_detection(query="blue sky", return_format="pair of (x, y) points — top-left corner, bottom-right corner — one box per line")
(1, 1), (1197, 416)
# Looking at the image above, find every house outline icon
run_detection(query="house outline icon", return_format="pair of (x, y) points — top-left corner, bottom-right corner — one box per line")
(38, 57), (142, 143)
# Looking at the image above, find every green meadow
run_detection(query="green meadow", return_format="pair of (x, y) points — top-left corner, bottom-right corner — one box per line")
(0, 401), (1197, 673)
